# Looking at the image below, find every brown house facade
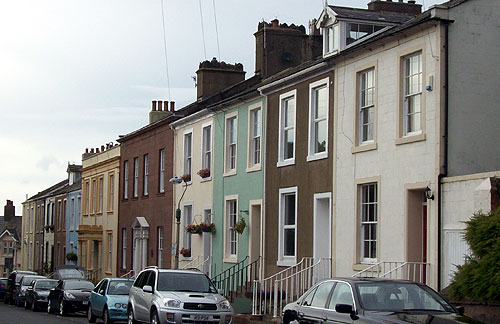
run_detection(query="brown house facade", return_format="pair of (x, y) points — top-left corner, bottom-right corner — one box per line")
(261, 63), (334, 276)
(53, 189), (68, 268)
(117, 101), (176, 276)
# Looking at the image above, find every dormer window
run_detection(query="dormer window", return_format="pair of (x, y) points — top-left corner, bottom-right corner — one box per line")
(324, 24), (339, 55)
(346, 23), (385, 46)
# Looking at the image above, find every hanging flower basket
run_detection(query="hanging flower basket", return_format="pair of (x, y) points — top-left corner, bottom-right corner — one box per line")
(200, 222), (215, 233)
(197, 168), (210, 178)
(180, 248), (191, 257)
(234, 218), (246, 235)
(186, 224), (202, 234)
(66, 252), (78, 262)
(181, 173), (191, 182)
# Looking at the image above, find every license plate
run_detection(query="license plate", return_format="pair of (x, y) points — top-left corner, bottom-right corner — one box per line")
(82, 301), (88, 305)
(192, 315), (209, 321)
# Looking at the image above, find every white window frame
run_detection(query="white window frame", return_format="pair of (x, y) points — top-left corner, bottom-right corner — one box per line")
(183, 129), (193, 178)
(247, 103), (262, 172)
(403, 51), (423, 136)
(108, 174), (114, 212)
(182, 202), (193, 259)
(70, 198), (75, 232)
(201, 122), (212, 179)
(158, 226), (164, 267)
(159, 149), (165, 193)
(122, 228), (127, 269)
(76, 196), (81, 231)
(277, 90), (297, 167)
(123, 161), (129, 199)
(278, 187), (298, 266)
(133, 157), (139, 198)
(98, 177), (104, 212)
(224, 195), (238, 262)
(358, 68), (375, 145)
(307, 78), (329, 161)
(107, 232), (112, 272)
(143, 154), (149, 196)
(359, 182), (378, 264)
(224, 112), (238, 176)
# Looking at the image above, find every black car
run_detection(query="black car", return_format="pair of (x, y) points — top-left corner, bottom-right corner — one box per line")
(282, 278), (485, 324)
(47, 279), (95, 316)
(24, 279), (58, 311)
(0, 278), (6, 300)
(3, 270), (37, 305)
(14, 275), (46, 306)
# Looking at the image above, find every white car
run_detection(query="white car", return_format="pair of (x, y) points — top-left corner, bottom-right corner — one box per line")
(128, 268), (233, 324)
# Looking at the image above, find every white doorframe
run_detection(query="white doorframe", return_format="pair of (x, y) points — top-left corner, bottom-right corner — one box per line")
(313, 192), (332, 261)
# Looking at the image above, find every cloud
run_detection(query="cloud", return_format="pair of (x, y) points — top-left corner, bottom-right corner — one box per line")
(35, 155), (62, 172)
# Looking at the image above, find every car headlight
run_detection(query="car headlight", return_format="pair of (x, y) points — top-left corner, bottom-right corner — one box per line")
(162, 298), (181, 308)
(64, 292), (76, 299)
(115, 303), (122, 308)
(218, 300), (231, 311)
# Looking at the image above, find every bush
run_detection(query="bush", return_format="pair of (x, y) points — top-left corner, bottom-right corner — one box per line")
(449, 207), (500, 302)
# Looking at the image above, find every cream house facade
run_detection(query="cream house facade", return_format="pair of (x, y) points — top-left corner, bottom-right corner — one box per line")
(0, 230), (19, 277)
(331, 14), (444, 288)
(78, 144), (120, 281)
(21, 201), (36, 271)
(171, 109), (214, 274)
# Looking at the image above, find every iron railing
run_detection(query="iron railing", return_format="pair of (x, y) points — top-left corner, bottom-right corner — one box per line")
(352, 261), (430, 284)
(120, 269), (135, 278)
(182, 256), (211, 275)
(212, 256), (261, 303)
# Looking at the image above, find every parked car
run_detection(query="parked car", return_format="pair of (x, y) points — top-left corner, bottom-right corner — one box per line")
(47, 278), (95, 316)
(3, 270), (37, 305)
(24, 278), (58, 311)
(128, 268), (233, 324)
(0, 278), (6, 300)
(88, 278), (134, 324)
(52, 265), (87, 280)
(14, 274), (46, 306)
(281, 278), (485, 324)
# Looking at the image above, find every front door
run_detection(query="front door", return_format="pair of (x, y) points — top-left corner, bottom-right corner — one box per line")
(202, 209), (213, 275)
(313, 193), (332, 281)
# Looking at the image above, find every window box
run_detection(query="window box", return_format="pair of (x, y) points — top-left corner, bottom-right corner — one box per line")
(197, 168), (210, 179)
(181, 174), (191, 182)
(180, 248), (191, 258)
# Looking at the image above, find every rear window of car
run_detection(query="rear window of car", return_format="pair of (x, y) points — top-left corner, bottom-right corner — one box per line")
(157, 272), (217, 293)
(35, 280), (58, 290)
(108, 281), (133, 295)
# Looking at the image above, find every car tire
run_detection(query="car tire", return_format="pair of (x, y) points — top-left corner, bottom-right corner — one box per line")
(32, 300), (37, 311)
(87, 304), (96, 323)
(47, 299), (54, 314)
(150, 310), (159, 324)
(103, 307), (112, 324)
(127, 308), (138, 324)
(59, 299), (66, 316)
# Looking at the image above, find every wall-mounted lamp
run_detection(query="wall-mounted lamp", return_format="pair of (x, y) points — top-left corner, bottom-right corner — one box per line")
(425, 186), (435, 200)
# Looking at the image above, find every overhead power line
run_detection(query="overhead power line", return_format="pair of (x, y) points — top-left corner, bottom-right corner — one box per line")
(199, 0), (207, 61)
(212, 0), (221, 60)
(160, 0), (171, 101)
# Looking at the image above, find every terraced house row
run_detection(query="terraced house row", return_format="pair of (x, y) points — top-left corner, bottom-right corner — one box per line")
(19, 0), (500, 315)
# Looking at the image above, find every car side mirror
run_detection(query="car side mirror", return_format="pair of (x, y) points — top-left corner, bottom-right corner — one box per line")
(335, 303), (353, 314)
(455, 305), (465, 315)
(143, 285), (153, 293)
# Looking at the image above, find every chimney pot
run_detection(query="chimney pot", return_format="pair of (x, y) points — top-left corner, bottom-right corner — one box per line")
(85, 148), (89, 153)
(101, 145), (105, 151)
(96, 148), (100, 153)
(152, 100), (157, 111)
(90, 148), (94, 153)
(164, 101), (169, 112)
(170, 101), (175, 112)
(271, 19), (279, 28)
(158, 101), (163, 111)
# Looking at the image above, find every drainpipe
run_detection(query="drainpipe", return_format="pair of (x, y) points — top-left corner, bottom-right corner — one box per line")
(437, 22), (449, 291)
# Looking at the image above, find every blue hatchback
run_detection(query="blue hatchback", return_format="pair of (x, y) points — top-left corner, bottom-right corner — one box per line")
(87, 278), (133, 324)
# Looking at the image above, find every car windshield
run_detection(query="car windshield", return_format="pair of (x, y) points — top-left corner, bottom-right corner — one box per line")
(107, 281), (133, 295)
(64, 280), (94, 291)
(356, 282), (455, 312)
(35, 280), (58, 290)
(22, 276), (42, 286)
(157, 272), (217, 293)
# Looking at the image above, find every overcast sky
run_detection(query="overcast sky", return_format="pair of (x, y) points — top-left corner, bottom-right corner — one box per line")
(0, 0), (443, 214)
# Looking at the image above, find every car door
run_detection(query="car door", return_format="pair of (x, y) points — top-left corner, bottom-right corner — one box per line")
(51, 281), (63, 306)
(322, 281), (355, 324)
(143, 271), (156, 318)
(26, 281), (35, 305)
(135, 271), (151, 322)
(298, 281), (335, 324)
(91, 280), (104, 316)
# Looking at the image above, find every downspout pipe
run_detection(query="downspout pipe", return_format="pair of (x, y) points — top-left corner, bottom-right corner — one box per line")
(437, 22), (449, 291)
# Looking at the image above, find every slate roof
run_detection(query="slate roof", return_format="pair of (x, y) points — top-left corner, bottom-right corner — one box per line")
(27, 179), (68, 201)
(329, 5), (414, 24)
(0, 216), (22, 241)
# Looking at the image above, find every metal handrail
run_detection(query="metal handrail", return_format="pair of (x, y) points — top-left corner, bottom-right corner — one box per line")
(352, 261), (430, 284)
(120, 270), (135, 278)
(212, 256), (261, 303)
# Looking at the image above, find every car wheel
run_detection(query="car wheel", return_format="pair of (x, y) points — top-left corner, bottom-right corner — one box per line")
(24, 299), (29, 309)
(127, 308), (138, 324)
(87, 304), (96, 323)
(59, 299), (66, 316)
(103, 307), (112, 324)
(47, 299), (54, 314)
(150, 310), (159, 324)
(32, 300), (37, 311)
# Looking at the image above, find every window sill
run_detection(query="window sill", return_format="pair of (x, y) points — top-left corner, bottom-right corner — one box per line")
(352, 142), (377, 154)
(277, 159), (295, 168)
(200, 177), (212, 183)
(395, 133), (426, 145)
(182, 181), (192, 187)
(306, 152), (328, 162)
(105, 271), (112, 275)
(323, 50), (338, 58)
(224, 257), (238, 264)
(223, 170), (237, 177)
(277, 259), (296, 267)
(181, 256), (193, 261)
(246, 165), (261, 173)
(157, 191), (165, 197)
(352, 263), (379, 272)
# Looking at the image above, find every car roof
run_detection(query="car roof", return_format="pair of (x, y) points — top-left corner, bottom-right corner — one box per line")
(62, 278), (93, 283)
(319, 277), (423, 284)
(155, 269), (203, 274)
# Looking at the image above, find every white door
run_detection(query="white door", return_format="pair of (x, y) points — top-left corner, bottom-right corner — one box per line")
(313, 193), (332, 281)
(202, 209), (212, 275)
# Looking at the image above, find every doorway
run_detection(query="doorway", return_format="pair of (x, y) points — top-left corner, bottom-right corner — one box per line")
(406, 189), (428, 283)
(313, 193), (332, 280)
(202, 208), (213, 276)
(249, 201), (262, 280)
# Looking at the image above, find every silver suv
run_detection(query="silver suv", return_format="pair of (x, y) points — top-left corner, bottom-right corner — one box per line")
(128, 268), (233, 324)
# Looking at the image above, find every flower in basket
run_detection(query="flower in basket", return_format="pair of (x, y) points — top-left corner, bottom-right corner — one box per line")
(180, 247), (191, 257)
(186, 224), (202, 234)
(66, 252), (78, 262)
(234, 217), (246, 235)
(181, 173), (191, 182)
(197, 168), (210, 178)
(200, 222), (216, 233)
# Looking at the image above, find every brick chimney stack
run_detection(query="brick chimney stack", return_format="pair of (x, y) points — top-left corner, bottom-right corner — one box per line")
(149, 100), (173, 124)
(196, 58), (246, 100)
(367, 0), (422, 15)
(4, 200), (15, 222)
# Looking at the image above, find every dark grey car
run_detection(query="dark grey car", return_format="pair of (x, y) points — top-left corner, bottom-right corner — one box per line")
(47, 279), (95, 316)
(282, 278), (485, 324)
(24, 279), (58, 311)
